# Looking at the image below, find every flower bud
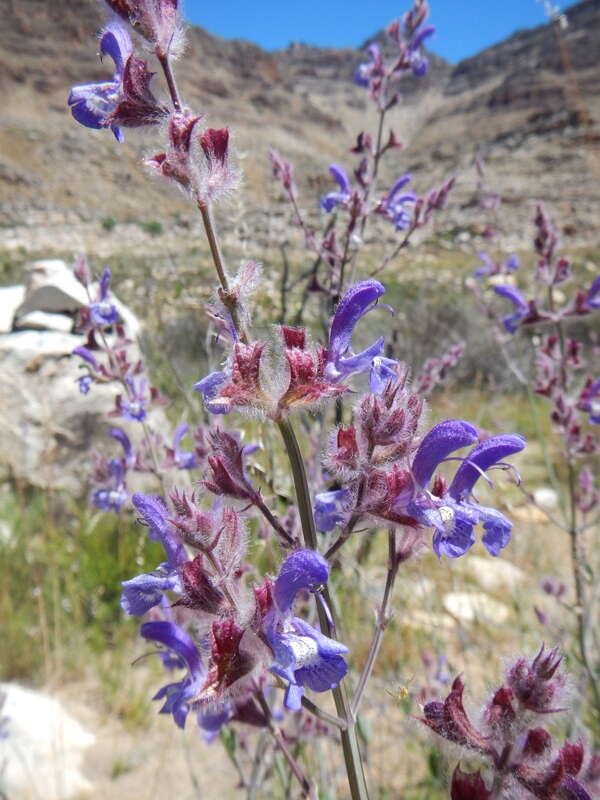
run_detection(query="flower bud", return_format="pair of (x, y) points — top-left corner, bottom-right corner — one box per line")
(104, 0), (180, 55)
(450, 765), (491, 800)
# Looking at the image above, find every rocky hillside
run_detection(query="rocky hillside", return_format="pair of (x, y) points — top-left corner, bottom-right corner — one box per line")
(0, 0), (598, 263)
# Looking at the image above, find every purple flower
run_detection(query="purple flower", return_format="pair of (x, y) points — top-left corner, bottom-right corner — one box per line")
(92, 459), (128, 512)
(324, 280), (391, 387)
(586, 275), (600, 310)
(140, 621), (206, 729)
(408, 24), (435, 76)
(89, 268), (119, 327)
(369, 355), (399, 393)
(194, 371), (230, 415)
(559, 775), (592, 800)
(109, 427), (135, 468)
(74, 346), (101, 393)
(314, 489), (351, 532)
(122, 493), (187, 615)
(380, 175), (416, 231)
(579, 378), (600, 424)
(494, 285), (528, 334)
(170, 423), (197, 469)
(264, 550), (348, 710)
(354, 43), (384, 87)
(132, 493), (187, 567)
(473, 253), (520, 278)
(68, 21), (132, 143)
(409, 421), (526, 558)
(78, 374), (93, 394)
(121, 565), (182, 616)
(320, 165), (352, 212)
(121, 377), (147, 421)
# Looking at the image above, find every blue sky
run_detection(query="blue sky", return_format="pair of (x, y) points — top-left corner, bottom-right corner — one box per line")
(184, 0), (564, 63)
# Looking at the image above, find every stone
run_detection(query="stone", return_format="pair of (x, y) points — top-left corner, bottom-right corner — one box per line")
(16, 259), (88, 316)
(533, 487), (559, 509)
(0, 683), (95, 800)
(14, 311), (73, 334)
(0, 285), (25, 333)
(402, 608), (455, 632)
(0, 330), (168, 493)
(456, 555), (525, 594)
(442, 591), (510, 624)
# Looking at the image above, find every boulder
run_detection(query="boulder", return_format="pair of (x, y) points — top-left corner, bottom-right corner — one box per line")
(0, 285), (25, 333)
(0, 330), (168, 493)
(14, 310), (73, 334)
(16, 259), (89, 315)
(443, 591), (510, 624)
(533, 486), (559, 509)
(0, 683), (95, 800)
(456, 555), (525, 594)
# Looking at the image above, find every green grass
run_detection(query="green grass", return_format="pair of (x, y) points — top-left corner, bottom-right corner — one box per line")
(0, 487), (163, 687)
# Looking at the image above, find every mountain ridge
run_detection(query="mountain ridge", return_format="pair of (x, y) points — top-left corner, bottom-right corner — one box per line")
(0, 0), (598, 260)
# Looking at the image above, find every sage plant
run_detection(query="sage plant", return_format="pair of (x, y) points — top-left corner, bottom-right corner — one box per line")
(421, 646), (597, 799)
(469, 202), (600, 730)
(65, 1), (542, 797)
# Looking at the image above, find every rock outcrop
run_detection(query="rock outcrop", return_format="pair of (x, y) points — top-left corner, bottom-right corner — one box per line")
(0, 259), (152, 493)
(0, 683), (95, 800)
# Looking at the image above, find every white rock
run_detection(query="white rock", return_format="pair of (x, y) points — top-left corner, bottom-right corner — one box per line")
(0, 683), (95, 800)
(443, 591), (509, 624)
(17, 259), (88, 315)
(0, 330), (167, 492)
(457, 555), (525, 594)
(533, 487), (559, 509)
(401, 609), (455, 632)
(14, 311), (73, 334)
(0, 329), (81, 360)
(0, 285), (25, 333)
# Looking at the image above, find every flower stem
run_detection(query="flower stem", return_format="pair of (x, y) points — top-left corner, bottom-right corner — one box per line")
(351, 529), (398, 718)
(197, 201), (248, 343)
(157, 52), (182, 112)
(300, 695), (347, 730)
(277, 416), (370, 800)
(256, 691), (316, 799)
(198, 202), (230, 294)
(253, 494), (296, 548)
(549, 285), (600, 719)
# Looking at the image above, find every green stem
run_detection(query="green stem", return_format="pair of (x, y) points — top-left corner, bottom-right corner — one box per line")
(351, 530), (398, 717)
(198, 201), (248, 343)
(277, 416), (370, 800)
(256, 691), (316, 799)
